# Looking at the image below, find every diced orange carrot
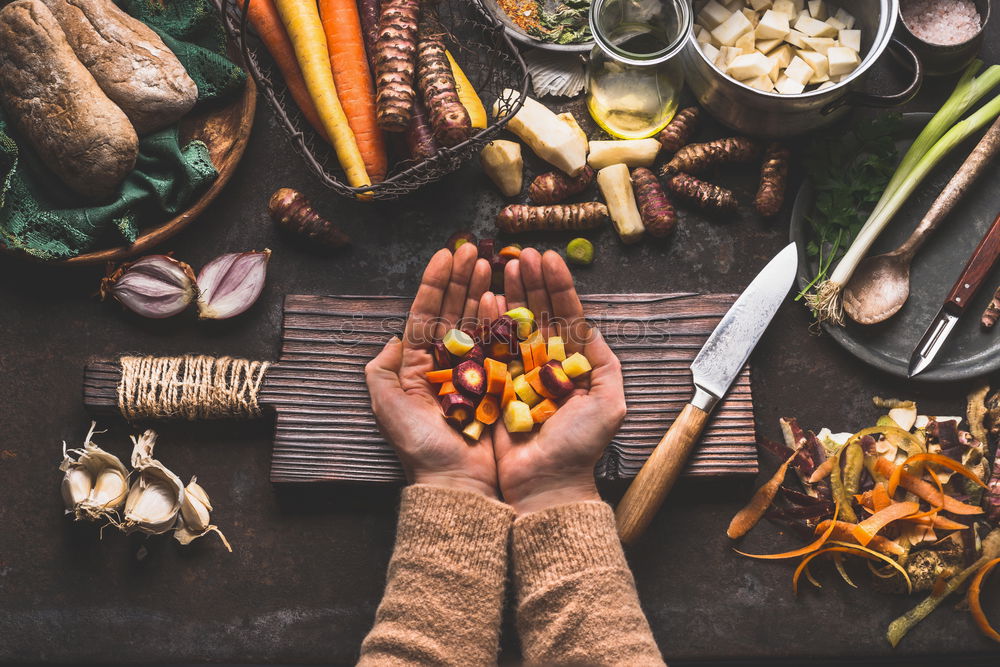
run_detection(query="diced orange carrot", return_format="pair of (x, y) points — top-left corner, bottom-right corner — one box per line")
(484, 358), (507, 395)
(438, 381), (457, 395)
(501, 372), (516, 407)
(520, 341), (535, 371)
(476, 394), (500, 425)
(530, 336), (548, 367)
(425, 369), (453, 384)
(525, 367), (556, 400)
(499, 245), (522, 259)
(530, 398), (557, 424)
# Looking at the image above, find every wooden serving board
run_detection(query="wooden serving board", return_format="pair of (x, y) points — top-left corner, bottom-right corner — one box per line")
(265, 293), (757, 483)
(85, 293), (758, 483)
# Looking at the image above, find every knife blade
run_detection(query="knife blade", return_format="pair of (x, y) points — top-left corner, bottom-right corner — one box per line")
(907, 211), (1000, 379)
(615, 242), (798, 544)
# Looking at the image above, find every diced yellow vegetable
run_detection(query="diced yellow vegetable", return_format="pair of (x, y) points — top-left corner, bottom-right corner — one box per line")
(807, 0), (826, 19)
(771, 43), (795, 68)
(735, 31), (757, 54)
(546, 336), (566, 362)
(784, 28), (807, 47)
(503, 400), (534, 432)
(512, 375), (541, 407)
(746, 74), (774, 92)
(505, 306), (535, 339)
(443, 328), (474, 356)
(750, 0), (773, 10)
(462, 419), (485, 440)
(771, 0), (796, 18)
(755, 37), (782, 54)
(562, 352), (592, 379)
(798, 50), (829, 78)
(834, 7), (854, 29)
(701, 42), (722, 63)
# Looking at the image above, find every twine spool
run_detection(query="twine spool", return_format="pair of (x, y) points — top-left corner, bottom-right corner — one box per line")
(118, 355), (270, 420)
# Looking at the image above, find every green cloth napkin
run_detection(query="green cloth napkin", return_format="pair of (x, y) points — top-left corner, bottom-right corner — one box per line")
(0, 0), (247, 260)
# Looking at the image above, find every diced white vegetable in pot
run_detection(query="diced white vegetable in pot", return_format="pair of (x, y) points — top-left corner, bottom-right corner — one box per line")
(767, 54), (781, 81)
(802, 36), (836, 54)
(711, 10), (754, 45)
(728, 51), (773, 80)
(839, 29), (861, 53)
(791, 0), (805, 11)
(771, 0), (796, 18)
(797, 8), (810, 22)
(756, 9), (790, 39)
(756, 37), (782, 53)
(834, 7), (855, 29)
(774, 74), (805, 94)
(719, 45), (743, 65)
(798, 49), (829, 77)
(784, 28), (807, 47)
(825, 15), (845, 30)
(725, 0), (744, 12)
(807, 0), (826, 20)
(828, 45), (860, 76)
(698, 0), (731, 29)
(817, 80), (835, 89)
(596, 164), (645, 244)
(771, 43), (795, 68)
(735, 31), (757, 54)
(701, 42), (721, 63)
(808, 69), (830, 84)
(783, 55), (814, 84)
(794, 14), (837, 37)
(746, 74), (775, 92)
(749, 0), (772, 10)
(741, 7), (760, 26)
(587, 139), (660, 170)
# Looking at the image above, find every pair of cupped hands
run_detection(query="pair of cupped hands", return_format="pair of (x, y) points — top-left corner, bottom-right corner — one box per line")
(365, 243), (627, 514)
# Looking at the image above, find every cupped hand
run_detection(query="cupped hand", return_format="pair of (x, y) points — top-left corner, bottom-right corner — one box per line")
(365, 243), (499, 498)
(493, 249), (627, 515)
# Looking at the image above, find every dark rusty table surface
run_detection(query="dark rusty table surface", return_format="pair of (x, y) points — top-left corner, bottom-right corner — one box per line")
(2, 21), (1000, 666)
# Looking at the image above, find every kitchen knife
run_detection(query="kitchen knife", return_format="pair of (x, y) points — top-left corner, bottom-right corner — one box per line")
(908, 211), (1000, 379)
(615, 242), (798, 544)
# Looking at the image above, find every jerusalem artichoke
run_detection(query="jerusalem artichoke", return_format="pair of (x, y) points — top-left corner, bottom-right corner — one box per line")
(631, 167), (677, 237)
(983, 286), (1000, 329)
(657, 106), (700, 153)
(661, 137), (759, 175)
(416, 15), (471, 147)
(269, 188), (350, 248)
(664, 173), (739, 212)
(496, 203), (608, 233)
(374, 0), (420, 131)
(528, 165), (595, 204)
(755, 142), (791, 217)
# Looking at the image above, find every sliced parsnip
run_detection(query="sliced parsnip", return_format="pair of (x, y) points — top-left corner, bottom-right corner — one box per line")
(587, 139), (660, 170)
(596, 164), (644, 244)
(492, 89), (587, 176)
(480, 140), (523, 197)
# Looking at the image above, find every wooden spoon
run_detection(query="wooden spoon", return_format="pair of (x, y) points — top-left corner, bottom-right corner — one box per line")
(844, 116), (1000, 325)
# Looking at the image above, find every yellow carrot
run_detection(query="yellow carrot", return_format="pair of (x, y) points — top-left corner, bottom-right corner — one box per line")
(446, 50), (486, 129)
(274, 0), (371, 190)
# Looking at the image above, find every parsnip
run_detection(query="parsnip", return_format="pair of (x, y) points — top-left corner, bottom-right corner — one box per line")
(597, 164), (644, 244)
(557, 112), (589, 160)
(587, 139), (660, 170)
(480, 140), (523, 197)
(492, 89), (587, 176)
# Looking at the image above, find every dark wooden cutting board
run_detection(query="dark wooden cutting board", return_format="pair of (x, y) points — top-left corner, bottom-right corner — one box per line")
(85, 293), (758, 483)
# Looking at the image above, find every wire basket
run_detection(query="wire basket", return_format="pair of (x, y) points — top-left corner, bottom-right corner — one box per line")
(219, 0), (530, 201)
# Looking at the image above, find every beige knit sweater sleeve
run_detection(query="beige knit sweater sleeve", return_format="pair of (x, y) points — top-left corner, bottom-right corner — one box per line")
(512, 501), (665, 666)
(358, 484), (514, 666)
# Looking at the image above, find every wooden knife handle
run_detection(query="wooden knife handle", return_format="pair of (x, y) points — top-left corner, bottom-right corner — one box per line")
(615, 402), (710, 545)
(945, 212), (1000, 314)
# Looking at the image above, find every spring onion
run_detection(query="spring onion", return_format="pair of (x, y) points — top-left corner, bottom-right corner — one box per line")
(809, 61), (1000, 324)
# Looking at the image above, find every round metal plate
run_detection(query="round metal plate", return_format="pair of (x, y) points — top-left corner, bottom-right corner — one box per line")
(789, 112), (1000, 382)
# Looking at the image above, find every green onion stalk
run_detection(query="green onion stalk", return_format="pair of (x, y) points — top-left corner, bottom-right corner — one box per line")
(809, 61), (1000, 325)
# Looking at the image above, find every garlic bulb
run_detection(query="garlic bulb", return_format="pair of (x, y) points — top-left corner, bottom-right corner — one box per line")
(59, 422), (129, 521)
(122, 430), (184, 535)
(174, 476), (232, 552)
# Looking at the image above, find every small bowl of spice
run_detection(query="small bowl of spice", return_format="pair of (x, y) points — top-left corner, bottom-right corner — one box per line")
(897, 0), (990, 76)
(483, 0), (595, 51)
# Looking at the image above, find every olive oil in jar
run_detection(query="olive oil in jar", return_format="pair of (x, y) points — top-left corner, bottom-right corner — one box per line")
(586, 0), (690, 139)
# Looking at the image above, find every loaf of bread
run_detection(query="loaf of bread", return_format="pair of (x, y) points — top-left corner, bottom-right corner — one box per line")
(0, 0), (138, 200)
(40, 0), (198, 135)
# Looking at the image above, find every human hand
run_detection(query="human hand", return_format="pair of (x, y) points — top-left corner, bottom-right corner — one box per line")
(365, 243), (499, 498)
(493, 249), (627, 515)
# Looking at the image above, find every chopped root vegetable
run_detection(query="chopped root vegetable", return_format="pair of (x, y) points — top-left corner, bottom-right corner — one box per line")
(475, 394), (500, 425)
(484, 358), (506, 395)
(874, 457), (984, 515)
(501, 372), (515, 407)
(587, 139), (661, 170)
(530, 398), (558, 424)
(496, 203), (609, 233)
(851, 501), (919, 546)
(425, 368), (453, 383)
(727, 450), (797, 539)
(438, 380), (456, 395)
(968, 557), (1000, 643)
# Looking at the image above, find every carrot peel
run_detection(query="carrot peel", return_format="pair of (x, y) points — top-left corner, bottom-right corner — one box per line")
(736, 502), (840, 560)
(968, 557), (1000, 643)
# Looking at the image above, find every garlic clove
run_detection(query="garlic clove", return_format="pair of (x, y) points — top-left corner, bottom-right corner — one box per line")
(179, 484), (211, 533)
(86, 468), (129, 510)
(61, 465), (93, 513)
(174, 515), (233, 552)
(195, 249), (271, 320)
(184, 476), (213, 512)
(123, 430), (184, 535)
(59, 422), (130, 521)
(100, 255), (197, 319)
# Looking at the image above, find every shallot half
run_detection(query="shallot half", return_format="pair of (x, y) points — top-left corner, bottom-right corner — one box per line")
(100, 255), (196, 319)
(196, 249), (271, 320)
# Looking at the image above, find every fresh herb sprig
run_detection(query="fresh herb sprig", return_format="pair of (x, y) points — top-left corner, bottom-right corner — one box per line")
(797, 114), (902, 300)
(528, 0), (592, 45)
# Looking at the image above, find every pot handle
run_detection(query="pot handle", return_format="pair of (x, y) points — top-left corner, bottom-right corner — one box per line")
(821, 39), (924, 115)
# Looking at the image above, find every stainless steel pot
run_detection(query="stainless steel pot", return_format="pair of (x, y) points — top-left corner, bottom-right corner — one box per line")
(682, 0), (923, 137)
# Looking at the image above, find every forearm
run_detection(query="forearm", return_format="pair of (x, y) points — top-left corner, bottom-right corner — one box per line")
(512, 500), (665, 666)
(359, 484), (514, 666)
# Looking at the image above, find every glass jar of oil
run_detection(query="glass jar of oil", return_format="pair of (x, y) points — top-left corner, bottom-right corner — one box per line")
(586, 0), (691, 139)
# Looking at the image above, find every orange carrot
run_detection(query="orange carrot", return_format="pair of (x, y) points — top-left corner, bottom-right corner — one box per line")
(476, 394), (500, 425)
(501, 372), (516, 407)
(245, 0), (329, 142)
(520, 341), (534, 372)
(530, 336), (548, 367)
(530, 398), (557, 424)
(526, 367), (556, 400)
(318, 0), (388, 182)
(438, 380), (456, 395)
(484, 358), (507, 395)
(425, 368), (453, 383)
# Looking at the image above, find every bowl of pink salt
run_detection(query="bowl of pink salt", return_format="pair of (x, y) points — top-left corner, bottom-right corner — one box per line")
(897, 0), (990, 75)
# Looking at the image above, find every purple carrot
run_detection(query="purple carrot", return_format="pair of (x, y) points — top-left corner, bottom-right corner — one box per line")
(358, 0), (381, 70)
(405, 96), (438, 160)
